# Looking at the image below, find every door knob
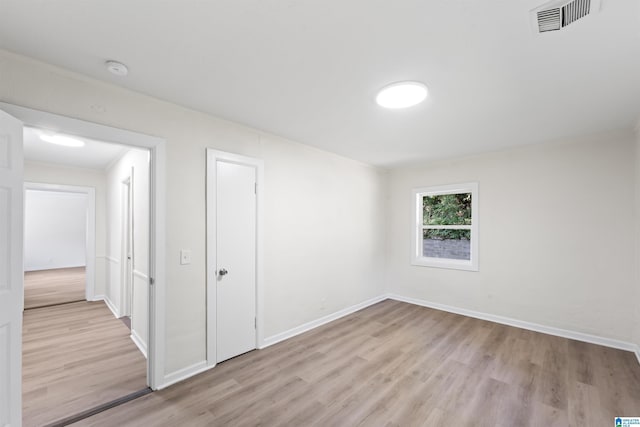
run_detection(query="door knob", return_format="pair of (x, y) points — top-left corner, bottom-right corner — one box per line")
(218, 268), (228, 276)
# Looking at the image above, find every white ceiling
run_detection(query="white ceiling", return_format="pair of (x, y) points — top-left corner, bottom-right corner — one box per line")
(1, 0), (639, 167)
(23, 127), (128, 170)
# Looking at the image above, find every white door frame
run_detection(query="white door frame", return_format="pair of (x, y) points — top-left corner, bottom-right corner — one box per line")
(120, 175), (134, 317)
(0, 102), (166, 390)
(23, 182), (97, 301)
(206, 149), (264, 367)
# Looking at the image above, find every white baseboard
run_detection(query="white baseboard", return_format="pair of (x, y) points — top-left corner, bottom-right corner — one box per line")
(103, 295), (120, 319)
(90, 294), (105, 302)
(156, 293), (640, 390)
(260, 295), (388, 349)
(24, 264), (86, 272)
(159, 361), (215, 390)
(388, 294), (638, 353)
(130, 329), (148, 359)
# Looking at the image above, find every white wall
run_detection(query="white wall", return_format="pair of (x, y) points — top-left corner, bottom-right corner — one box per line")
(387, 131), (636, 342)
(262, 135), (387, 336)
(24, 189), (86, 271)
(24, 161), (107, 295)
(0, 50), (388, 375)
(105, 147), (150, 354)
(635, 124), (640, 352)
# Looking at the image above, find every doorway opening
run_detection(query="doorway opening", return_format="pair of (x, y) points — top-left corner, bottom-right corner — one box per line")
(21, 131), (150, 426)
(23, 183), (96, 310)
(0, 102), (166, 427)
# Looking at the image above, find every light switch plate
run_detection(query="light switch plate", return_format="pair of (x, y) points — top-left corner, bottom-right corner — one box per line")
(180, 249), (191, 265)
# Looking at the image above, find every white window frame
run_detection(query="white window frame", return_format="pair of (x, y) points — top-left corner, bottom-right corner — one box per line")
(412, 182), (478, 271)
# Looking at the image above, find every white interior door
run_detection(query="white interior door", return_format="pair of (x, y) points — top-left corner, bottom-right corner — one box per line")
(121, 178), (133, 317)
(215, 160), (257, 363)
(0, 110), (24, 426)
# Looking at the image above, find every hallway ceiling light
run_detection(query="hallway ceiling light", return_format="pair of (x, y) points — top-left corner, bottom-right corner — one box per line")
(39, 132), (85, 147)
(105, 60), (129, 76)
(376, 81), (428, 109)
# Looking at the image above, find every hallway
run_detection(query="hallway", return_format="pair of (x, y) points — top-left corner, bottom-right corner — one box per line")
(22, 301), (147, 427)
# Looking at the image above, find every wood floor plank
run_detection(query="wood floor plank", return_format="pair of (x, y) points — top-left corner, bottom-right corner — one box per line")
(23, 301), (147, 427)
(24, 267), (86, 309)
(356, 374), (424, 427)
(72, 300), (640, 427)
(387, 373), (444, 427)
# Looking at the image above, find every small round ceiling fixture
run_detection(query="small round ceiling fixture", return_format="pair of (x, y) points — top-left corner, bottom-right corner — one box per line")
(376, 81), (428, 109)
(105, 60), (128, 76)
(39, 132), (85, 148)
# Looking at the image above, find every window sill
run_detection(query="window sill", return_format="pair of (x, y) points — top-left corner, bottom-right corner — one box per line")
(411, 257), (478, 272)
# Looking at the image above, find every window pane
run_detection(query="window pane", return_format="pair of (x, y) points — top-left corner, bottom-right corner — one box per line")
(422, 229), (471, 260)
(423, 193), (472, 226)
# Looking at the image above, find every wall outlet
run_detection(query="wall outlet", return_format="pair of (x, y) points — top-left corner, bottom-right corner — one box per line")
(180, 249), (191, 265)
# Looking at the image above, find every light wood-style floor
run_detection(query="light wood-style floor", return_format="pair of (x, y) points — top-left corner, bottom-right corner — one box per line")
(24, 267), (86, 309)
(23, 301), (148, 427)
(74, 300), (640, 426)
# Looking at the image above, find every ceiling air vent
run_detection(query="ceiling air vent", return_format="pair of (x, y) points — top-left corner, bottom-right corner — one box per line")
(537, 8), (562, 32)
(531, 0), (600, 33)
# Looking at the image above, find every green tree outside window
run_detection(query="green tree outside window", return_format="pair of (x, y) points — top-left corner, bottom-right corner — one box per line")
(423, 193), (471, 240)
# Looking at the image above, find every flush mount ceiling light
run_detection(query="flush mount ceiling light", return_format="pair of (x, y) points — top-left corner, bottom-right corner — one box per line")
(39, 132), (85, 147)
(376, 81), (428, 109)
(105, 60), (128, 76)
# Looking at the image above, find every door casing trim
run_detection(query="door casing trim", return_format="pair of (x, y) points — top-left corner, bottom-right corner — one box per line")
(1, 101), (166, 390)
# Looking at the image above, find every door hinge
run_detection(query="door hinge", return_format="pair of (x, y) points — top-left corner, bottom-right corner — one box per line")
(254, 182), (257, 194)
(149, 277), (155, 285)
(254, 317), (257, 329)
